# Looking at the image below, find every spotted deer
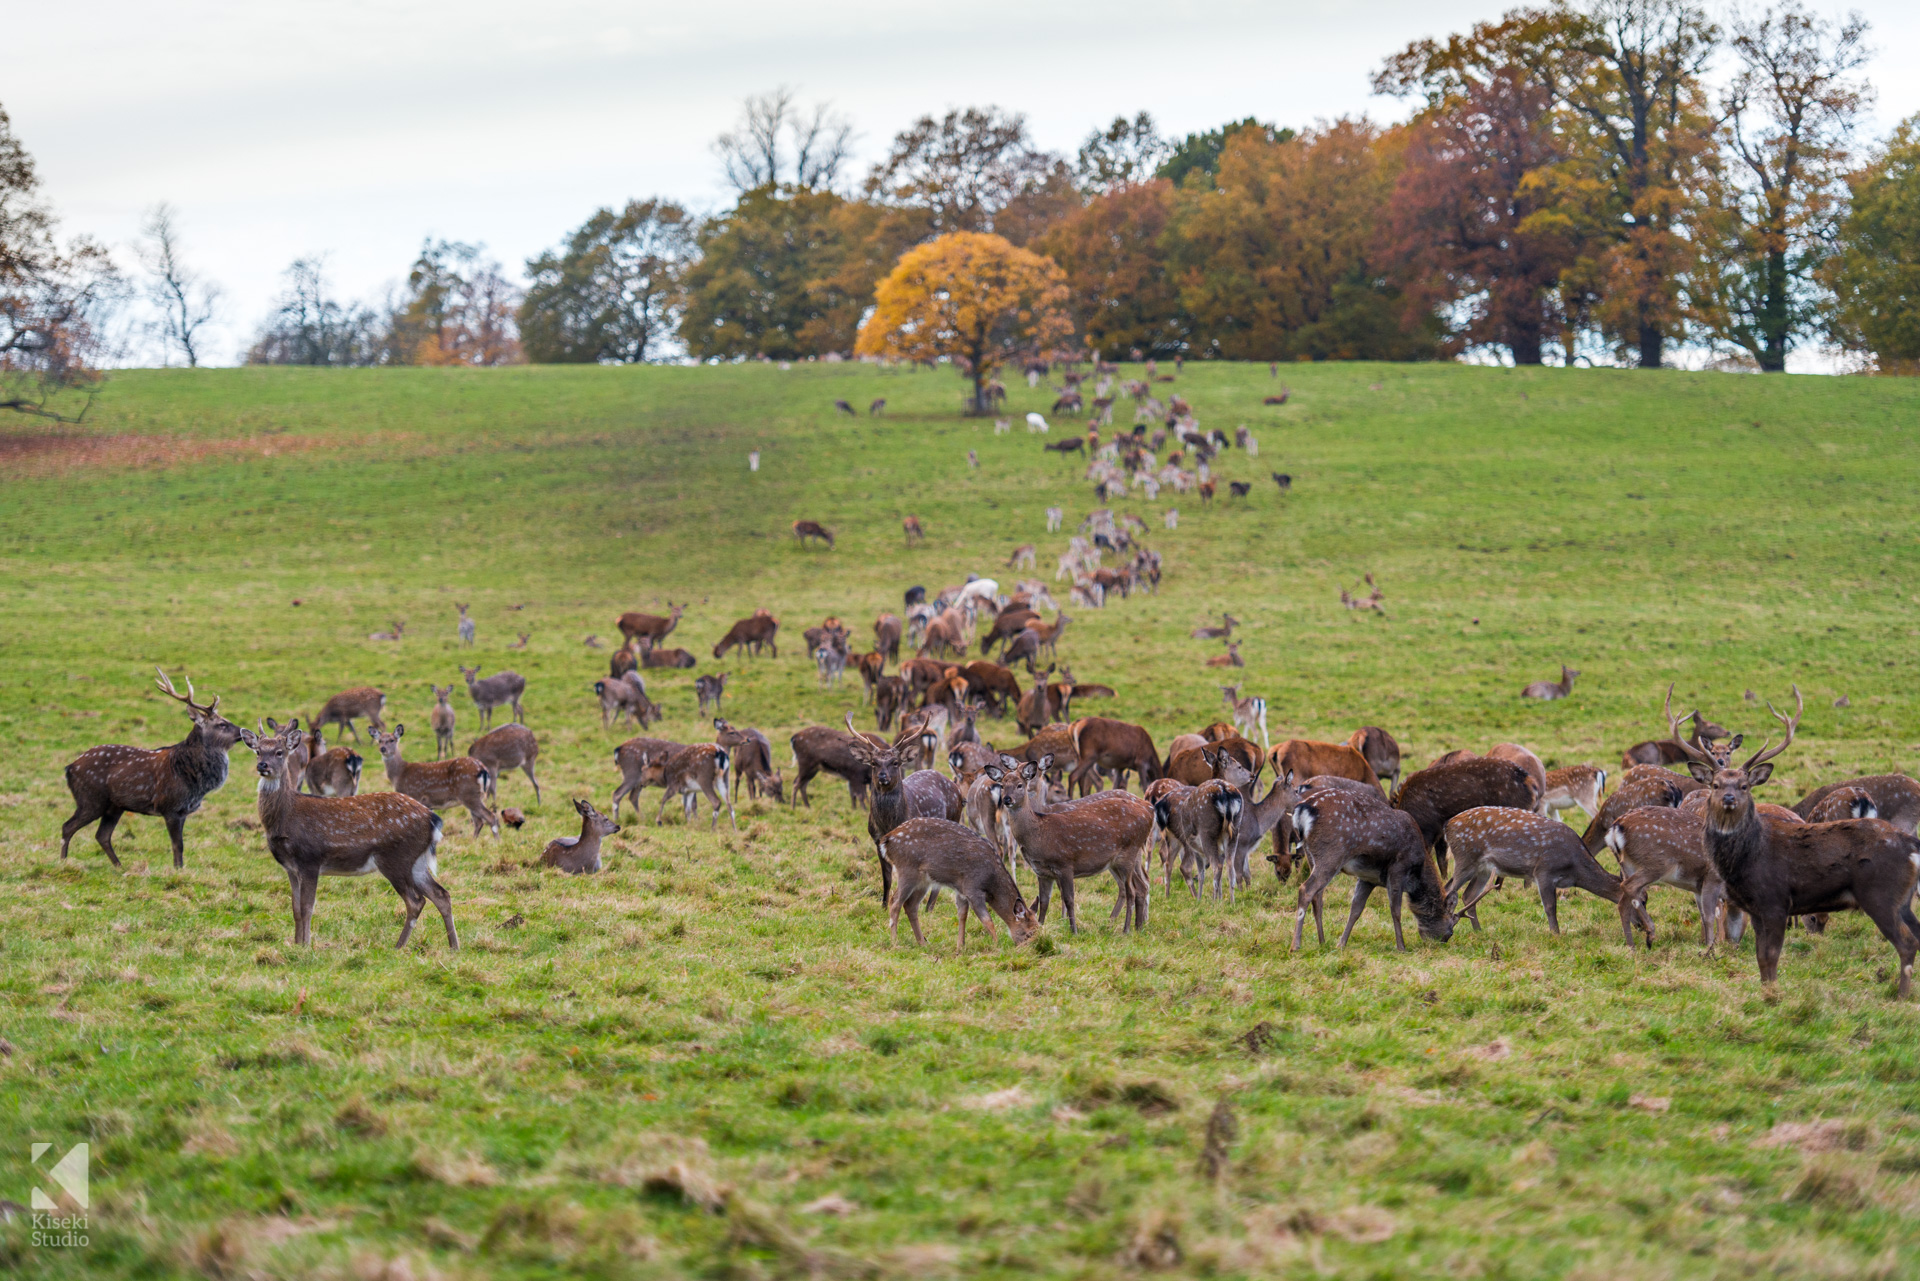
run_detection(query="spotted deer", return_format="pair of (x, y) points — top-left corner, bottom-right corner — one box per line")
(1442, 806), (1624, 934)
(542, 798), (619, 874)
(1604, 806), (1735, 950)
(1289, 781), (1454, 951)
(373, 726), (498, 837)
(429, 685), (457, 758)
(1219, 685), (1269, 751)
(1542, 765), (1607, 821)
(984, 754), (1153, 934)
(300, 726), (362, 798)
(654, 743), (737, 830)
(878, 817), (1040, 950)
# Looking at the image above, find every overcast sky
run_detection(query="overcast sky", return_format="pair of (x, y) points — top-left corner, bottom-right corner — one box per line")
(11, 0), (1919, 365)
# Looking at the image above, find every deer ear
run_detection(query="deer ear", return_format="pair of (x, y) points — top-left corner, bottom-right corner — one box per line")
(1747, 763), (1773, 787)
(395, 723), (406, 738)
(1686, 759), (1716, 784)
(239, 727), (259, 749)
(1037, 753), (1053, 772)
(984, 765), (1003, 781)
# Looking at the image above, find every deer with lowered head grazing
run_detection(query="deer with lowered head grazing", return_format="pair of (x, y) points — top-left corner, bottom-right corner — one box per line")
(1521, 664), (1579, 700)
(241, 721), (456, 950)
(903, 515), (924, 546)
(1442, 807), (1624, 934)
(541, 798), (619, 874)
(844, 712), (960, 904)
(374, 725), (498, 838)
(596, 672), (657, 728)
(1666, 687), (1920, 994)
(608, 735), (685, 821)
(459, 665), (525, 729)
(1289, 780), (1454, 951)
(879, 817), (1040, 950)
(713, 720), (784, 804)
(985, 753), (1153, 934)
(314, 685), (387, 743)
(429, 684), (457, 758)
(792, 519), (835, 550)
(713, 610), (780, 660)
(467, 723), (540, 804)
(61, 668), (244, 869)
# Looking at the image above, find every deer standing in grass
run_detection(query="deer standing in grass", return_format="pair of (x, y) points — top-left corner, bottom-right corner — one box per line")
(1605, 807), (1734, 950)
(1542, 765), (1607, 821)
(456, 603), (474, 646)
(61, 669), (243, 869)
(314, 686), (386, 742)
(467, 724), (540, 804)
(429, 685), (456, 758)
(241, 723), (456, 949)
(374, 726), (499, 837)
(1665, 687), (1920, 994)
(1289, 781), (1454, 951)
(300, 726), (362, 797)
(1220, 685), (1269, 751)
(879, 817), (1039, 950)
(460, 665), (525, 729)
(542, 798), (619, 874)
(985, 754), (1153, 934)
(1442, 807), (1624, 934)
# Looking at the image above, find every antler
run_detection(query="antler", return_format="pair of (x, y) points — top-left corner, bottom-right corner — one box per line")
(1743, 685), (1802, 774)
(155, 666), (218, 717)
(1662, 683), (1716, 767)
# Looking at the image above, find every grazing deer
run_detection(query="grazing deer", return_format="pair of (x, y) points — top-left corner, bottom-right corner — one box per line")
(456, 602), (474, 647)
(467, 724), (540, 804)
(1605, 807), (1733, 950)
(879, 818), (1039, 950)
(695, 672), (728, 717)
(429, 684), (456, 758)
(1219, 685), (1269, 751)
(792, 519), (835, 550)
(654, 743), (737, 830)
(60, 668), (243, 869)
(1191, 613), (1237, 640)
(1272, 740), (1379, 790)
(872, 613), (902, 662)
(834, 399), (856, 415)
(1391, 755), (1538, 876)
(1542, 765), (1607, 821)
(1271, 472), (1292, 491)
(1486, 743), (1548, 813)
(843, 713), (956, 902)
(903, 515), (924, 546)
(1346, 727), (1401, 793)
(1666, 688), (1920, 994)
(241, 723), (455, 949)
(1045, 506), (1063, 531)
(1227, 480), (1251, 500)
(314, 686), (387, 742)
(1521, 665), (1579, 700)
(459, 665), (525, 728)
(959, 660), (1021, 718)
(596, 673), (657, 728)
(1007, 544), (1036, 569)
(869, 398), (886, 416)
(616, 602), (683, 646)
(986, 754), (1153, 934)
(300, 726), (362, 798)
(1289, 781), (1454, 951)
(1794, 775), (1920, 833)
(1002, 627), (1042, 674)
(1205, 640), (1243, 668)
(713, 610), (779, 659)
(608, 735), (686, 822)
(541, 798), (619, 874)
(374, 726), (497, 838)
(368, 620), (404, 642)
(1443, 807), (1623, 934)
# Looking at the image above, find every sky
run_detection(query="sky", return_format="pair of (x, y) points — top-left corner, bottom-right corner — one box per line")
(10, 0), (1920, 366)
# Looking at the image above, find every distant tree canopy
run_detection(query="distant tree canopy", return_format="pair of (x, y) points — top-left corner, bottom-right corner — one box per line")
(1156, 119), (1295, 189)
(519, 201), (692, 364)
(1827, 115), (1920, 365)
(246, 258), (383, 366)
(389, 240), (521, 366)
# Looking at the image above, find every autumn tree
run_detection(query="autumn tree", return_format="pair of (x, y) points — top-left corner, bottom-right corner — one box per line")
(520, 201), (692, 363)
(854, 231), (1072, 412)
(1156, 119), (1294, 189)
(1036, 180), (1186, 358)
(0, 103), (117, 420)
(384, 240), (521, 366)
(1692, 2), (1871, 371)
(1825, 116), (1920, 367)
(864, 108), (1061, 240)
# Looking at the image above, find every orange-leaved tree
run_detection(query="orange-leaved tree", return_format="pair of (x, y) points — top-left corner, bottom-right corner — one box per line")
(855, 231), (1072, 413)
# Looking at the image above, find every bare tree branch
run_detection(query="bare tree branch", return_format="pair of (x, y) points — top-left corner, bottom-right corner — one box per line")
(138, 202), (221, 367)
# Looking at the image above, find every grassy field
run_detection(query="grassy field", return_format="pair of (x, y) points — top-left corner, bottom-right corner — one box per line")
(4, 359), (1920, 1279)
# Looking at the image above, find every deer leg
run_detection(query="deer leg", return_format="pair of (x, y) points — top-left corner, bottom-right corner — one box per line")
(1033, 876), (1054, 924)
(653, 788), (674, 826)
(1339, 880), (1376, 949)
(1292, 860), (1343, 950)
(1753, 914), (1788, 985)
(394, 878), (425, 948)
(513, 697), (524, 725)
(521, 764), (540, 804)
(878, 849), (893, 906)
(1057, 877), (1080, 935)
(60, 799), (104, 859)
(426, 874), (458, 949)
(1534, 873), (1561, 934)
(165, 813), (187, 868)
(1857, 897), (1919, 998)
(1620, 877), (1651, 948)
(904, 887), (927, 946)
(93, 810), (124, 867)
(290, 868), (318, 946)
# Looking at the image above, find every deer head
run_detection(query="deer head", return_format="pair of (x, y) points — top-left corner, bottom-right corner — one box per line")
(239, 721), (305, 786)
(845, 712), (903, 793)
(1668, 683), (1800, 833)
(574, 797), (619, 837)
(372, 724), (409, 763)
(156, 667), (242, 748)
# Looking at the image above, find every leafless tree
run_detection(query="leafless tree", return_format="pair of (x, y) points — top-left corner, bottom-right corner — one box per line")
(246, 256), (382, 366)
(138, 202), (221, 367)
(1074, 112), (1170, 194)
(714, 87), (854, 193)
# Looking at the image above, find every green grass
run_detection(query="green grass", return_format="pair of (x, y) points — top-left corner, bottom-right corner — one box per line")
(4, 360), (1920, 1279)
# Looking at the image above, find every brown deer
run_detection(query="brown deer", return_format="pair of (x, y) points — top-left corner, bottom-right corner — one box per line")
(792, 519), (835, 550)
(843, 713), (957, 903)
(1442, 807), (1624, 934)
(1271, 740), (1378, 790)
(1520, 665), (1579, 700)
(428, 684), (457, 758)
(373, 726), (498, 837)
(959, 661), (1021, 717)
(1068, 716), (1162, 795)
(467, 724), (541, 804)
(789, 725), (874, 809)
(639, 639), (698, 669)
(713, 610), (779, 659)
(458, 665), (525, 729)
(1031, 612), (1072, 658)
(1578, 763), (1693, 854)
(1666, 688), (1920, 993)
(903, 515), (925, 546)
(616, 602), (684, 646)
(852, 650), (887, 703)
(596, 673), (657, 728)
(1805, 785), (1880, 824)
(300, 726), (362, 798)
(240, 723), (455, 949)
(609, 735), (686, 821)
(917, 610), (968, 659)
(713, 720), (784, 803)
(313, 686), (387, 742)
(1605, 807), (1734, 950)
(1794, 775), (1920, 832)
(1391, 755), (1538, 876)
(1542, 765), (1607, 821)
(1205, 641), (1243, 668)
(1346, 727), (1401, 792)
(1151, 755), (1248, 901)
(60, 668), (243, 869)
(654, 743), (737, 830)
(1220, 685), (1269, 750)
(985, 754), (1153, 934)
(1166, 737), (1263, 787)
(981, 605), (1039, 655)
(879, 818), (1040, 950)
(695, 672), (728, 717)
(873, 675), (911, 731)
(1289, 780), (1453, 950)
(541, 798), (619, 874)
(368, 620), (405, 642)
(1006, 544), (1037, 570)
(872, 613), (901, 662)
(1190, 613), (1238, 640)
(1486, 743), (1548, 812)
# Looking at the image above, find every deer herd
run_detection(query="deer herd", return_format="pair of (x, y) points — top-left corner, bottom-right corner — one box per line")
(52, 563), (1920, 1004)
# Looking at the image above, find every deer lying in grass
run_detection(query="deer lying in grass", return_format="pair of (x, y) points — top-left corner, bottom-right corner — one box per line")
(61, 668), (243, 869)
(314, 686), (386, 742)
(1667, 687), (1920, 994)
(374, 726), (498, 837)
(1521, 664), (1579, 700)
(985, 754), (1153, 934)
(1443, 807), (1624, 934)
(542, 799), (619, 874)
(1289, 781), (1454, 951)
(241, 723), (456, 949)
(879, 817), (1040, 950)
(1191, 613), (1238, 640)
(467, 724), (540, 804)
(459, 666), (525, 729)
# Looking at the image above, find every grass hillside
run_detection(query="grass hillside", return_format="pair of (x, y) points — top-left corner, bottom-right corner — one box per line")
(3, 360), (1920, 1279)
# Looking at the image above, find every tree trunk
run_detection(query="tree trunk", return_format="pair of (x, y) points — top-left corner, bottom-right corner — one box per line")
(1509, 327), (1544, 367)
(1637, 322), (1663, 370)
(1758, 248), (1789, 373)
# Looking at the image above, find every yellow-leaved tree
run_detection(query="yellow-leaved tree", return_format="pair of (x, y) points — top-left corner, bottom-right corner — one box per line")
(855, 231), (1072, 413)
